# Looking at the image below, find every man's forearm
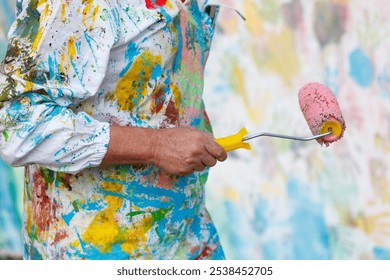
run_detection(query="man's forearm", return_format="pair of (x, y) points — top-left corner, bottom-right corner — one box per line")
(101, 125), (228, 176)
(101, 125), (157, 166)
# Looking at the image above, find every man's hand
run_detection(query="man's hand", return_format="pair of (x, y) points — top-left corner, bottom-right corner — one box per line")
(151, 127), (227, 176)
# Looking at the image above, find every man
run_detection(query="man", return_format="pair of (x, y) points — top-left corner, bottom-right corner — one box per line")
(0, 0), (227, 259)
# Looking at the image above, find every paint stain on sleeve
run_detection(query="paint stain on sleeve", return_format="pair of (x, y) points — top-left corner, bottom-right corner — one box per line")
(115, 50), (162, 111)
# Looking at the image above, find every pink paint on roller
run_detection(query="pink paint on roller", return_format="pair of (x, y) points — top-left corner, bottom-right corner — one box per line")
(298, 82), (346, 146)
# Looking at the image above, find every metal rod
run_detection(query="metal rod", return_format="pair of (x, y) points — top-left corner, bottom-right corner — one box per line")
(243, 130), (332, 142)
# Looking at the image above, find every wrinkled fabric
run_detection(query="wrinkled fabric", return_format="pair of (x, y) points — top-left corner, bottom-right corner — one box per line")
(0, 0), (224, 259)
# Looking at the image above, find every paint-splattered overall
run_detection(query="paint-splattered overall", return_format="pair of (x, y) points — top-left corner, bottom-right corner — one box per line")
(0, 0), (224, 259)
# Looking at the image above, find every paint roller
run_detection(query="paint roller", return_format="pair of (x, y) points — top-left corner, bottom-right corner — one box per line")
(215, 82), (346, 152)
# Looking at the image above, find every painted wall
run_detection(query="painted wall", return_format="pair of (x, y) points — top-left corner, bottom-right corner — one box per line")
(1, 0), (389, 260)
(0, 0), (23, 258)
(204, 0), (390, 259)
(0, 0), (15, 59)
(0, 161), (23, 257)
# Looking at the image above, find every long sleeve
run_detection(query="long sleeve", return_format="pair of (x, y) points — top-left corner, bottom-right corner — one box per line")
(0, 0), (117, 173)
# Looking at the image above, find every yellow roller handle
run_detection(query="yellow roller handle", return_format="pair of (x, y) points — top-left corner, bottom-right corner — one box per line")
(215, 127), (252, 152)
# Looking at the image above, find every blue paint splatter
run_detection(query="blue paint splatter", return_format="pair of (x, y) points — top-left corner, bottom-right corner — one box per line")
(120, 42), (140, 77)
(374, 246), (390, 260)
(262, 239), (287, 260)
(349, 48), (374, 88)
(61, 211), (75, 226)
(324, 65), (340, 96)
(151, 64), (163, 80)
(287, 179), (330, 259)
(84, 32), (100, 67)
(0, 160), (23, 254)
(47, 53), (61, 83)
(25, 244), (43, 260)
(72, 231), (130, 260)
(378, 67), (390, 100)
(224, 201), (253, 259)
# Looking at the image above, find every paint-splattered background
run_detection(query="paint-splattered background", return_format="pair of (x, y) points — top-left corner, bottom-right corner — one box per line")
(0, 0), (23, 259)
(203, 0), (390, 260)
(1, 0), (390, 259)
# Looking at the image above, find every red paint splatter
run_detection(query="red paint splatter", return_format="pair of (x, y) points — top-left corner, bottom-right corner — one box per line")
(145, 0), (167, 9)
(52, 229), (68, 244)
(151, 87), (165, 115)
(32, 170), (56, 233)
(195, 245), (214, 260)
(162, 99), (179, 127)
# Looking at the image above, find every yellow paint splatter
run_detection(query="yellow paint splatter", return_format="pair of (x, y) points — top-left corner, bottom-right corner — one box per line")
(120, 216), (153, 256)
(81, 181), (153, 255)
(101, 181), (124, 193)
(24, 81), (35, 92)
(81, 195), (123, 253)
(82, 0), (100, 27)
(26, 206), (33, 237)
(170, 83), (182, 110)
(243, 0), (264, 36)
(223, 187), (239, 203)
(16, 69), (35, 92)
(355, 206), (390, 246)
(231, 61), (261, 122)
(61, 3), (67, 23)
(264, 27), (299, 85)
(165, 0), (174, 9)
(82, 0), (92, 26)
(228, 58), (269, 124)
(92, 5), (100, 24)
(116, 51), (162, 111)
(68, 36), (77, 60)
(32, 4), (50, 51)
(232, 62), (247, 104)
(332, 0), (348, 4)
(374, 134), (390, 153)
(59, 53), (65, 74)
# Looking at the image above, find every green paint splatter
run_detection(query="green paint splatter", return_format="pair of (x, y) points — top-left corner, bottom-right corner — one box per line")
(126, 206), (173, 223)
(151, 206), (173, 223)
(100, 9), (109, 21)
(28, 224), (38, 241)
(2, 131), (9, 141)
(72, 200), (79, 212)
(0, 76), (17, 102)
(39, 167), (55, 184)
(198, 172), (208, 186)
(126, 210), (144, 218)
